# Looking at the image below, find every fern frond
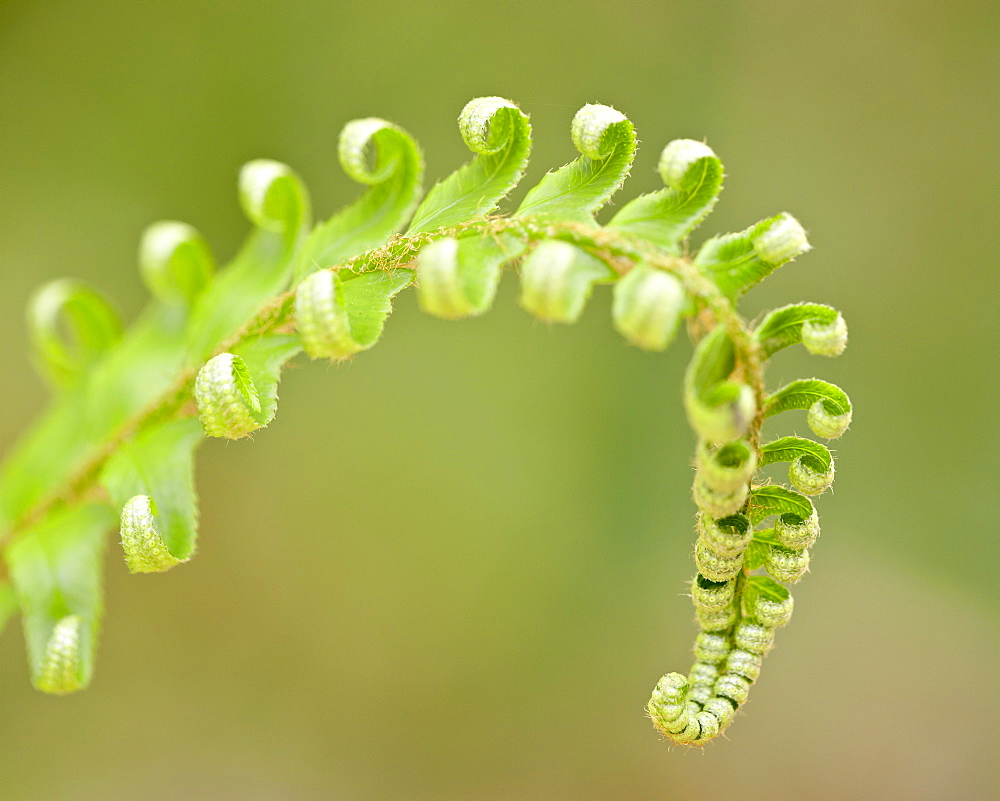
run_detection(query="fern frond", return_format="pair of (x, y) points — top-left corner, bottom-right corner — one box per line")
(0, 96), (852, 748)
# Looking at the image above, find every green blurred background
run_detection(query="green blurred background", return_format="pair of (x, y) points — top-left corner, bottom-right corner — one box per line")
(1, 1), (998, 798)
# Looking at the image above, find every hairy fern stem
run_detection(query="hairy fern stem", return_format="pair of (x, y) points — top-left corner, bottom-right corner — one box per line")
(3, 218), (748, 544)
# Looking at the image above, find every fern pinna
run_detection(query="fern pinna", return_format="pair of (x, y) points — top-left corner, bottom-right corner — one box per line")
(0, 97), (851, 744)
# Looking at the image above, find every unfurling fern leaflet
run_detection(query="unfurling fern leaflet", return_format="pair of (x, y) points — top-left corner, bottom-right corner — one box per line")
(0, 96), (851, 746)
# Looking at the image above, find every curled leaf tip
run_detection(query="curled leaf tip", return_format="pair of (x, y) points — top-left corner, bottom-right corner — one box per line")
(789, 456), (835, 496)
(658, 139), (716, 190)
(802, 313), (848, 357)
(339, 118), (412, 185)
(753, 213), (811, 265)
(28, 279), (123, 389)
(416, 238), (466, 319)
(696, 440), (757, 492)
(774, 508), (820, 549)
(748, 584), (794, 628)
(687, 382), (756, 444)
(120, 495), (184, 573)
(36, 615), (84, 695)
(194, 353), (263, 439)
(239, 159), (309, 233)
(612, 265), (687, 351)
(518, 240), (611, 324)
(458, 96), (522, 154)
(698, 512), (753, 557)
(808, 399), (852, 439)
(765, 544), (811, 583)
(295, 268), (412, 359)
(571, 104), (628, 159)
(139, 221), (215, 304)
(733, 621), (775, 656)
(295, 270), (353, 359)
(417, 236), (520, 319)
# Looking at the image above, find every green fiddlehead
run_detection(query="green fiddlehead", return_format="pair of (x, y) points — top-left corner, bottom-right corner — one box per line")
(0, 97), (852, 747)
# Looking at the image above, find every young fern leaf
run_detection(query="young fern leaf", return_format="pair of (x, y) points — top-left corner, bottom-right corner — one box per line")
(516, 104), (636, 223)
(411, 97), (532, 318)
(185, 160), (310, 359)
(760, 436), (835, 496)
(743, 576), (794, 628)
(683, 325), (756, 444)
(28, 279), (123, 390)
(295, 118), (423, 281)
(100, 418), (203, 572)
(609, 139), (724, 252)
(693, 439), (756, 517)
(696, 212), (811, 300)
(748, 485), (815, 525)
(416, 233), (525, 319)
(763, 378), (853, 439)
(611, 264), (688, 351)
(408, 97), (531, 233)
(753, 303), (848, 358)
(195, 336), (301, 439)
(139, 221), (216, 305)
(0, 97), (853, 747)
(518, 240), (614, 323)
(296, 269), (414, 359)
(5, 504), (113, 694)
(0, 223), (214, 534)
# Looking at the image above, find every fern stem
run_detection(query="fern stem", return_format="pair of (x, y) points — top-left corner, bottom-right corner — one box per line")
(2, 218), (757, 548)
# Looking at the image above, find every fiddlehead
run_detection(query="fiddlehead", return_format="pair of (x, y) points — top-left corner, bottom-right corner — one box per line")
(611, 264), (688, 351)
(294, 117), (423, 282)
(515, 103), (635, 223)
(0, 97), (853, 751)
(28, 279), (123, 390)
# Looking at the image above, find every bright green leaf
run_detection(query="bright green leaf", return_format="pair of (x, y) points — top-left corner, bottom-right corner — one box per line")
(5, 503), (114, 693)
(417, 233), (526, 319)
(684, 326), (756, 443)
(754, 303), (846, 359)
(27, 279), (123, 390)
(100, 418), (204, 571)
(763, 379), (853, 439)
(747, 486), (814, 525)
(296, 268), (414, 359)
(408, 98), (531, 234)
(185, 161), (311, 360)
(696, 213), (810, 299)
(609, 139), (723, 253)
(518, 240), (613, 323)
(295, 119), (423, 280)
(516, 103), (636, 224)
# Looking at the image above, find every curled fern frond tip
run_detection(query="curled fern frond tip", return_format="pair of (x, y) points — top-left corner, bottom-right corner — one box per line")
(571, 103), (629, 159)
(28, 279), (123, 389)
(458, 96), (525, 155)
(36, 615), (85, 695)
(658, 139), (716, 190)
(194, 352), (264, 439)
(612, 266), (686, 351)
(239, 159), (309, 234)
(753, 212), (811, 265)
(120, 495), (184, 574)
(139, 221), (215, 305)
(802, 313), (848, 357)
(518, 240), (611, 324)
(295, 270), (354, 360)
